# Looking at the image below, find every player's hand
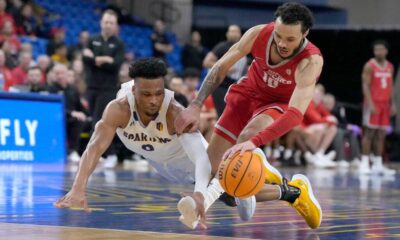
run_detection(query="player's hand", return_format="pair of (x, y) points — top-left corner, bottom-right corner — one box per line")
(174, 103), (201, 134)
(391, 103), (397, 116)
(54, 189), (91, 212)
(71, 111), (87, 122)
(180, 192), (207, 229)
(83, 48), (94, 58)
(223, 140), (257, 160)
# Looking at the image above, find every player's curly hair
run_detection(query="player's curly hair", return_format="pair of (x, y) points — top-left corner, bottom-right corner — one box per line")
(129, 58), (167, 79)
(274, 2), (314, 33)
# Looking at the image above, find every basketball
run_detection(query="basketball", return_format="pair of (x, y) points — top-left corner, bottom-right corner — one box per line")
(218, 151), (266, 198)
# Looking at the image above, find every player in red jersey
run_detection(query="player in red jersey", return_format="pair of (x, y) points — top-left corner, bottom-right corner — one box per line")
(359, 40), (396, 175)
(175, 2), (322, 229)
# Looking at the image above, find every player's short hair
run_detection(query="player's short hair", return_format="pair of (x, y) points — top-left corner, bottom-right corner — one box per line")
(274, 2), (314, 33)
(372, 39), (389, 49)
(129, 58), (167, 79)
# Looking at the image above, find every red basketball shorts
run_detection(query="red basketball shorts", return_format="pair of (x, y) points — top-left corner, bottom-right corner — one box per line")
(363, 101), (390, 129)
(214, 84), (287, 144)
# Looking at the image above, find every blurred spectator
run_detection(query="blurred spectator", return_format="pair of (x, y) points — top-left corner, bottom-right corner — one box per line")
(151, 19), (173, 61)
(301, 86), (338, 168)
(68, 30), (90, 61)
(181, 31), (206, 71)
(323, 93), (361, 166)
(0, 19), (20, 58)
(82, 9), (124, 168)
(182, 67), (200, 102)
(46, 28), (65, 56)
(14, 3), (38, 36)
(0, 0), (15, 30)
(0, 49), (12, 91)
(9, 66), (45, 92)
(11, 51), (31, 85)
(48, 64), (87, 163)
(168, 75), (188, 107)
(71, 59), (86, 96)
(37, 54), (51, 83)
(51, 42), (69, 65)
(203, 25), (247, 116)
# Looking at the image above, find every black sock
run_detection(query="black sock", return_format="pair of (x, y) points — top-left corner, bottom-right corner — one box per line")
(279, 178), (301, 204)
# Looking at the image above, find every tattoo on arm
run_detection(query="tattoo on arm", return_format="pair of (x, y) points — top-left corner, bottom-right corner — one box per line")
(192, 65), (222, 107)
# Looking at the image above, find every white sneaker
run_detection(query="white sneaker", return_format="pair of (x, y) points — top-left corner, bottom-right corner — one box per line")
(236, 196), (256, 221)
(68, 151), (80, 162)
(350, 158), (361, 168)
(304, 151), (316, 165)
(177, 196), (199, 229)
(325, 150), (336, 161)
(358, 159), (371, 175)
(133, 154), (149, 167)
(337, 160), (350, 168)
(314, 153), (337, 168)
(371, 164), (396, 176)
(103, 155), (118, 168)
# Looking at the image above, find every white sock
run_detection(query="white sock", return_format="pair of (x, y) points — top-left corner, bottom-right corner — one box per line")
(203, 178), (224, 211)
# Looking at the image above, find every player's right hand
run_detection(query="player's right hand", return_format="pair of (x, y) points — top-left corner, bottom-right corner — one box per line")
(174, 103), (201, 134)
(180, 192), (207, 229)
(54, 189), (90, 212)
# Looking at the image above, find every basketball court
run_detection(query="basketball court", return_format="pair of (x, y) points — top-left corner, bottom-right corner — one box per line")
(1, 163), (399, 240)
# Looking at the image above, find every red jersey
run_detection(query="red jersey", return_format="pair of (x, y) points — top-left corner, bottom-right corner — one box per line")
(241, 22), (321, 103)
(368, 58), (393, 102)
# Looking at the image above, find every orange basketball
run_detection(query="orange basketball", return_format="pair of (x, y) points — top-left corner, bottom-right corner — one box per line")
(217, 151), (266, 198)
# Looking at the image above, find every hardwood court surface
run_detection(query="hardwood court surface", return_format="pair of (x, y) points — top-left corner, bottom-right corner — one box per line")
(0, 163), (399, 239)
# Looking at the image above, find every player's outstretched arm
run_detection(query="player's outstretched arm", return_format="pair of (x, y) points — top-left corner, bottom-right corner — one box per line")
(174, 25), (264, 134)
(54, 100), (130, 211)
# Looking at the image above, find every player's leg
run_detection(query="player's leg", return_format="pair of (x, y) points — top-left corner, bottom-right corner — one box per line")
(237, 108), (322, 229)
(316, 124), (337, 155)
(370, 103), (396, 175)
(360, 127), (375, 174)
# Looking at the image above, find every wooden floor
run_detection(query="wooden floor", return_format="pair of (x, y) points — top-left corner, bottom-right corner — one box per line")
(1, 163), (400, 239)
(0, 223), (247, 240)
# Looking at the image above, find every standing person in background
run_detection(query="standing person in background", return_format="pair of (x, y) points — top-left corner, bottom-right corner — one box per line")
(151, 19), (173, 61)
(203, 25), (247, 117)
(82, 9), (125, 168)
(181, 31), (206, 71)
(360, 40), (396, 175)
(48, 64), (87, 163)
(68, 30), (90, 61)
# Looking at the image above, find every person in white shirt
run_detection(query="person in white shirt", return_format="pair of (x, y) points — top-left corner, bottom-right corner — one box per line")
(53, 58), (265, 229)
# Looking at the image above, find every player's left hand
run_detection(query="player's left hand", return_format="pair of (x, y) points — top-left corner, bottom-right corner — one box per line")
(223, 140), (257, 160)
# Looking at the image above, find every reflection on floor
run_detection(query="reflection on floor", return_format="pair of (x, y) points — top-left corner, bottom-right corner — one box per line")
(0, 162), (399, 240)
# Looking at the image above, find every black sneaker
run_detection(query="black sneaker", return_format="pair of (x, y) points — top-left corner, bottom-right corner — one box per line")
(218, 192), (237, 207)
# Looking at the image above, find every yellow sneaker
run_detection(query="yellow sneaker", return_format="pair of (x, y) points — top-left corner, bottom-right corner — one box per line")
(288, 174), (322, 229)
(253, 148), (283, 185)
